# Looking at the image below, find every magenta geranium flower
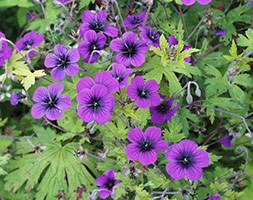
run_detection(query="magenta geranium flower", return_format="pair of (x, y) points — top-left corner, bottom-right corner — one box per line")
(215, 28), (227, 36)
(126, 76), (160, 108)
(31, 83), (71, 120)
(77, 84), (115, 124)
(78, 30), (106, 64)
(166, 139), (210, 181)
(150, 97), (180, 124)
(76, 71), (119, 94)
(219, 133), (234, 147)
(208, 195), (221, 200)
(10, 92), (24, 106)
(125, 126), (169, 165)
(15, 30), (44, 57)
(96, 169), (120, 199)
(168, 35), (192, 63)
(181, 0), (212, 6)
(44, 44), (80, 81)
(110, 32), (148, 67)
(111, 63), (133, 88)
(0, 32), (12, 67)
(139, 26), (160, 47)
(80, 10), (118, 38)
(123, 12), (147, 29)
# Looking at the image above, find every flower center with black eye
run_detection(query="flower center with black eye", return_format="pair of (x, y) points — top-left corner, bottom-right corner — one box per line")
(57, 54), (70, 68)
(115, 74), (124, 82)
(177, 152), (195, 168)
(44, 95), (58, 109)
(138, 138), (154, 152)
(90, 21), (105, 33)
(23, 40), (34, 50)
(156, 102), (170, 114)
(148, 32), (159, 43)
(137, 87), (150, 99)
(105, 179), (115, 190)
(89, 42), (99, 54)
(131, 17), (142, 25)
(122, 42), (137, 57)
(88, 96), (102, 112)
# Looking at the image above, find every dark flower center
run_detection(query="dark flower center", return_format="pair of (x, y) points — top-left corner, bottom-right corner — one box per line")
(138, 138), (154, 152)
(177, 152), (195, 168)
(148, 32), (159, 43)
(44, 95), (58, 109)
(122, 42), (137, 57)
(88, 42), (99, 54)
(156, 102), (170, 114)
(115, 74), (124, 82)
(90, 21), (105, 33)
(57, 54), (70, 68)
(137, 87), (150, 99)
(131, 16), (142, 25)
(22, 40), (34, 50)
(88, 96), (102, 112)
(105, 179), (115, 190)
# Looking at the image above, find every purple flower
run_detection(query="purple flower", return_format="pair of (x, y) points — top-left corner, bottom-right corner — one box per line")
(44, 44), (80, 81)
(78, 30), (106, 64)
(219, 133), (234, 147)
(166, 139), (210, 181)
(111, 63), (133, 88)
(181, 0), (212, 6)
(15, 30), (44, 57)
(110, 32), (148, 67)
(57, 0), (70, 4)
(139, 26), (160, 47)
(125, 126), (169, 165)
(215, 28), (227, 36)
(208, 195), (221, 200)
(123, 12), (147, 29)
(31, 83), (71, 120)
(126, 76), (160, 108)
(77, 84), (115, 124)
(0, 32), (12, 67)
(80, 10), (118, 38)
(168, 35), (192, 63)
(76, 71), (119, 94)
(10, 92), (23, 106)
(150, 97), (180, 124)
(96, 169), (120, 199)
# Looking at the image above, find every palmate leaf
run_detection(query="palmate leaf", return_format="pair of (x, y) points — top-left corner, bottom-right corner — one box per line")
(4, 127), (95, 200)
(237, 28), (253, 53)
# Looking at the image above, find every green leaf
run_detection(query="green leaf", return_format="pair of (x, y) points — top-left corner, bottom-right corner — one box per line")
(237, 28), (253, 53)
(233, 74), (253, 87)
(0, 154), (11, 176)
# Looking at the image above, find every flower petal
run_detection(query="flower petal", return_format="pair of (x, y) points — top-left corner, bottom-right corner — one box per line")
(193, 149), (210, 168)
(104, 25), (118, 37)
(44, 54), (57, 68)
(32, 86), (48, 102)
(166, 162), (185, 180)
(145, 126), (162, 143)
(128, 128), (144, 143)
(110, 38), (123, 52)
(125, 144), (141, 161)
(45, 107), (62, 120)
(185, 165), (203, 181)
(65, 63), (79, 77)
(48, 82), (64, 97)
(154, 140), (169, 151)
(139, 150), (157, 165)
(76, 77), (94, 92)
(77, 106), (93, 123)
(31, 103), (46, 119)
(54, 44), (67, 57)
(57, 95), (71, 110)
(67, 48), (80, 62)
(96, 175), (108, 186)
(51, 67), (66, 81)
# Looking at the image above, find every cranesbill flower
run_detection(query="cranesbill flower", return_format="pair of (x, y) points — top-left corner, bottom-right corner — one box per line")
(215, 28), (227, 36)
(78, 30), (106, 64)
(110, 32), (148, 67)
(168, 35), (192, 63)
(57, 0), (70, 4)
(150, 97), (180, 124)
(126, 76), (160, 108)
(208, 195), (221, 200)
(96, 169), (120, 199)
(31, 83), (71, 120)
(10, 92), (23, 106)
(123, 12), (147, 29)
(44, 44), (80, 81)
(77, 84), (115, 124)
(111, 63), (133, 88)
(0, 32), (12, 67)
(80, 10), (118, 38)
(219, 133), (235, 147)
(125, 126), (169, 165)
(15, 30), (44, 57)
(139, 26), (160, 47)
(181, 0), (212, 6)
(166, 139), (210, 181)
(76, 71), (119, 93)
